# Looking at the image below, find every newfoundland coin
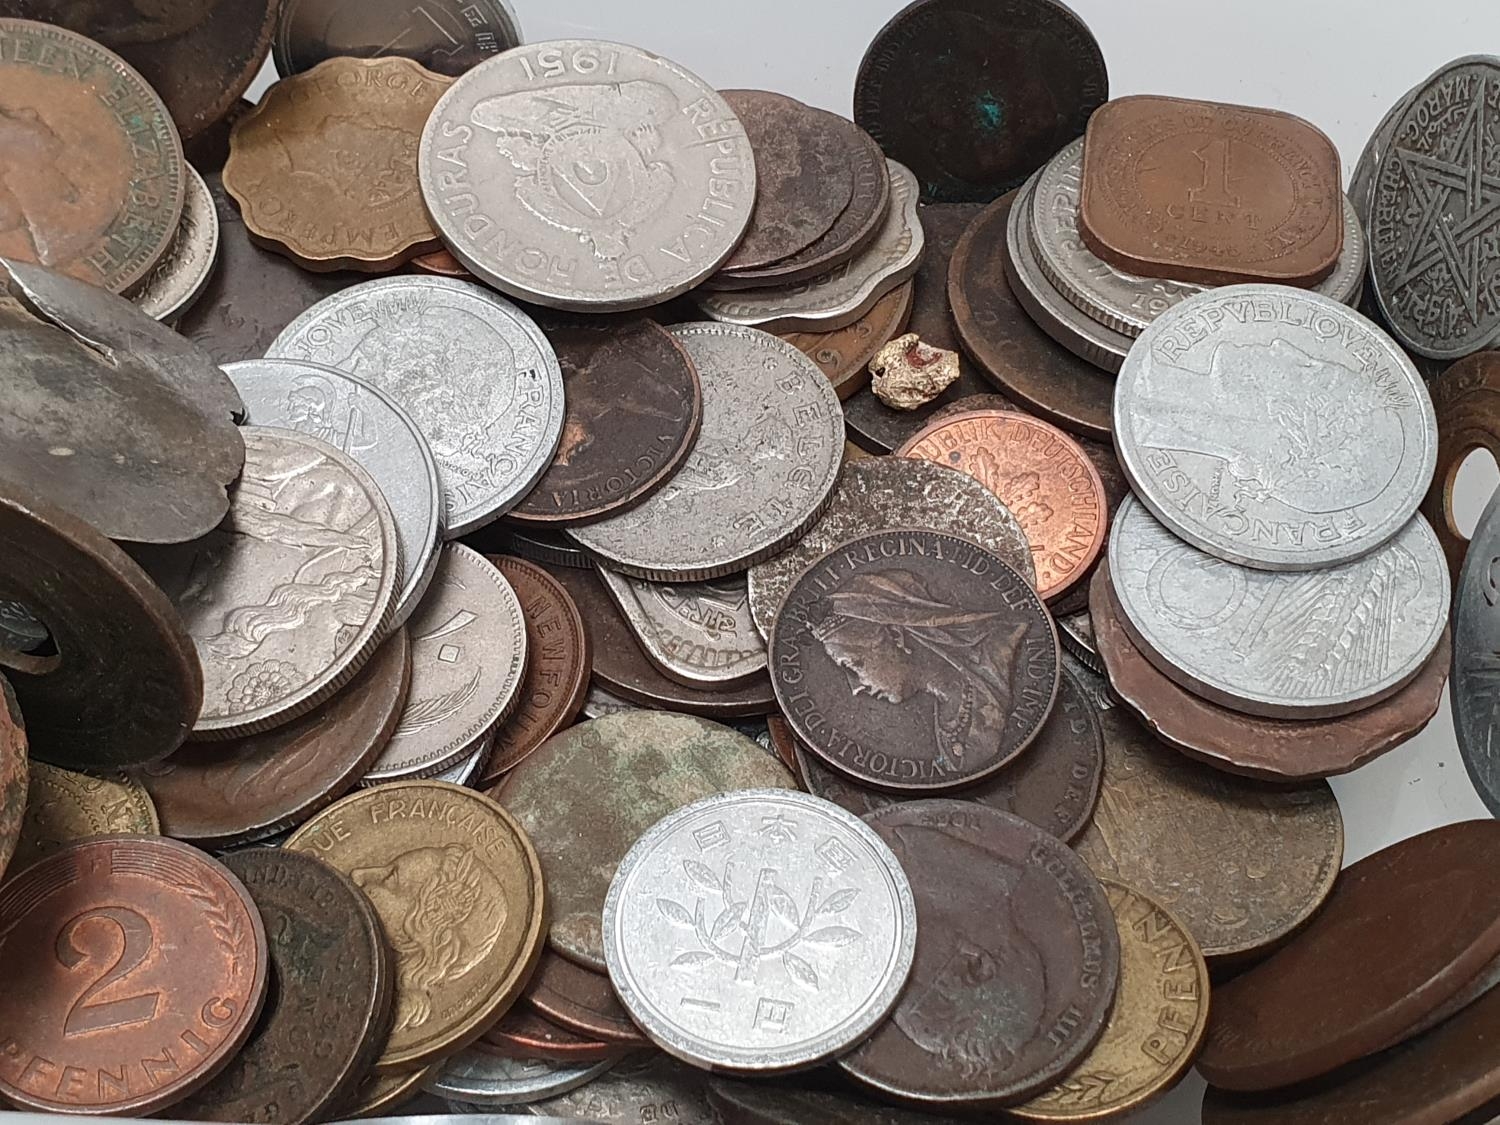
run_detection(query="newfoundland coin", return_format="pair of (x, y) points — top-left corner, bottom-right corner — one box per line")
(275, 0), (522, 77)
(569, 324), (843, 580)
(268, 277), (565, 536)
(425, 1051), (613, 1107)
(598, 568), (765, 688)
(1456, 490), (1500, 816)
(419, 41), (756, 311)
(1114, 285), (1438, 571)
(1421, 351), (1500, 582)
(603, 789), (917, 1073)
(1109, 497), (1450, 719)
(135, 165), (220, 323)
(523, 948), (650, 1047)
(779, 281), (913, 401)
(12, 762), (159, 874)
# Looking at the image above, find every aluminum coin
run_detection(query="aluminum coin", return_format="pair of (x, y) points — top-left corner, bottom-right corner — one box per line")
(424, 1050), (613, 1107)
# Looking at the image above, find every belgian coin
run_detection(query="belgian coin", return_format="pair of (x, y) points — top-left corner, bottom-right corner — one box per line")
(603, 789), (917, 1073)
(134, 165), (220, 323)
(1421, 351), (1500, 582)
(598, 568), (766, 687)
(275, 0), (523, 77)
(268, 277), (566, 536)
(477, 1006), (621, 1063)
(522, 948), (650, 1047)
(1109, 497), (1450, 719)
(569, 324), (843, 581)
(1456, 489), (1500, 815)
(779, 281), (914, 401)
(424, 1051), (613, 1107)
(1114, 285), (1438, 571)
(0, 677), (24, 879)
(491, 1054), (718, 1122)
(419, 41), (756, 311)
(12, 761), (159, 874)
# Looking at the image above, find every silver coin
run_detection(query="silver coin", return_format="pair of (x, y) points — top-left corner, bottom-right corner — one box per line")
(581, 682), (641, 719)
(227, 359), (443, 630)
(598, 566), (767, 687)
(1453, 489), (1500, 817)
(0, 598), (49, 654)
(1061, 650), (1116, 714)
(273, 0), (523, 77)
(1371, 56), (1500, 359)
(419, 40), (756, 312)
(569, 324), (843, 581)
(1349, 86), (1418, 230)
(364, 544), (527, 781)
(135, 428), (400, 739)
(696, 160), (924, 333)
(603, 789), (917, 1073)
(134, 165), (219, 324)
(746, 457), (1035, 641)
(267, 277), (565, 536)
(426, 729), (494, 787)
(500, 527), (594, 570)
(423, 1050), (613, 1107)
(452, 1055), (720, 1123)
(1109, 495), (1450, 719)
(1056, 609), (1104, 673)
(1114, 284), (1438, 571)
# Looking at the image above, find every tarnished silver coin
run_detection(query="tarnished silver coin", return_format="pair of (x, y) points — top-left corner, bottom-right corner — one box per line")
(419, 40), (756, 312)
(1110, 495), (1450, 720)
(1057, 609), (1104, 674)
(134, 165), (220, 324)
(428, 732), (493, 787)
(1453, 490), (1500, 817)
(267, 277), (565, 536)
(1114, 285), (1438, 570)
(0, 599), (48, 654)
(424, 1049), (614, 1106)
(602, 789), (917, 1073)
(228, 359), (443, 629)
(598, 567), (766, 687)
(500, 527), (593, 570)
(135, 428), (400, 739)
(274, 0), (523, 77)
(450, 1055), (719, 1123)
(697, 160), (924, 333)
(746, 457), (1034, 641)
(569, 324), (843, 580)
(581, 683), (638, 720)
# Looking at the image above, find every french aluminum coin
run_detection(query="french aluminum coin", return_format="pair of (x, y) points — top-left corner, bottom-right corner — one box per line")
(1109, 495), (1450, 720)
(1114, 285), (1438, 571)
(597, 567), (767, 688)
(423, 1049), (613, 1106)
(134, 165), (220, 324)
(569, 324), (843, 581)
(227, 359), (443, 629)
(419, 40), (756, 312)
(1453, 489), (1500, 816)
(267, 276), (565, 537)
(603, 789), (917, 1074)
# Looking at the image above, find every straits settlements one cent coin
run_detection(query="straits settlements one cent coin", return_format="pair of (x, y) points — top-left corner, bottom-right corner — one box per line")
(275, 0), (522, 77)
(11, 762), (158, 874)
(420, 40), (756, 311)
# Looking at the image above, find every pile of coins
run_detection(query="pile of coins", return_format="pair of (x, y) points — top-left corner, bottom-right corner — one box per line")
(0, 1), (1499, 1124)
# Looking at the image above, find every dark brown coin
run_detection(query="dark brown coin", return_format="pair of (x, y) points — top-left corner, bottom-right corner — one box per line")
(1421, 352), (1500, 584)
(547, 563), (777, 718)
(476, 1006), (623, 1064)
(1199, 820), (1500, 1092)
(854, 0), (1107, 204)
(174, 849), (395, 1124)
(409, 247), (473, 278)
(771, 528), (1060, 792)
(0, 480), (201, 770)
(523, 948), (650, 1047)
(0, 835), (269, 1114)
(0, 674), (26, 880)
(780, 280), (914, 401)
(509, 318), (703, 526)
(274, 0), (521, 78)
(765, 714), (804, 779)
(710, 1080), (962, 1124)
(840, 800), (1119, 1105)
(139, 630), (411, 848)
(1091, 564), (1451, 781)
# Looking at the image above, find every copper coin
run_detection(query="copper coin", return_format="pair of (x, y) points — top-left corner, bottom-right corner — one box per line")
(1199, 820), (1500, 1092)
(0, 19), (185, 293)
(523, 948), (649, 1047)
(0, 674), (27, 880)
(765, 714), (803, 779)
(0, 480), (202, 770)
(771, 528), (1060, 793)
(950, 190), (1115, 439)
(854, 0), (1107, 204)
(139, 629), (411, 848)
(780, 280), (914, 401)
(897, 409), (1108, 603)
(1421, 352), (1500, 584)
(410, 248), (474, 278)
(0, 835), (269, 1114)
(1091, 564), (1451, 782)
(480, 558), (590, 784)
(274, 0), (521, 78)
(839, 801), (1119, 1105)
(508, 317), (703, 526)
(476, 1006), (622, 1064)
(1079, 95), (1344, 287)
(341, 1064), (436, 1117)
(173, 849), (395, 1124)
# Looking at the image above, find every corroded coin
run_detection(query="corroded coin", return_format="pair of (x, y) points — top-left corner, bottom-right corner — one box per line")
(598, 568), (766, 688)
(285, 781), (547, 1071)
(779, 280), (914, 401)
(496, 710), (795, 972)
(424, 1049), (613, 1107)
(12, 762), (159, 874)
(1456, 489), (1500, 816)
(0, 836), (269, 1114)
(135, 165), (220, 323)
(523, 948), (650, 1047)
(0, 676), (24, 879)
(274, 0), (522, 77)
(1421, 351), (1500, 582)
(478, 1006), (621, 1063)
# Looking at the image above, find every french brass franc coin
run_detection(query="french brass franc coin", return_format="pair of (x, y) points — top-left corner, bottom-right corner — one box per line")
(1421, 351), (1500, 582)
(1455, 489), (1500, 816)
(779, 280), (914, 402)
(275, 0), (523, 77)
(0, 677), (24, 879)
(598, 568), (766, 688)
(424, 1049), (614, 1107)
(135, 165), (220, 324)
(12, 761), (159, 874)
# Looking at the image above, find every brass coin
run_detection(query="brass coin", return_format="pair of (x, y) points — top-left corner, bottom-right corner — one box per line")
(1421, 351), (1500, 585)
(284, 780), (546, 1071)
(11, 761), (159, 874)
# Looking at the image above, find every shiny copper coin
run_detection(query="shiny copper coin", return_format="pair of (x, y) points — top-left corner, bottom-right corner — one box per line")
(410, 248), (473, 278)
(0, 674), (26, 880)
(1421, 352), (1500, 584)
(0, 835), (269, 1114)
(174, 849), (395, 1124)
(523, 949), (649, 1047)
(13, 762), (158, 875)
(898, 409), (1108, 602)
(477, 1006), (623, 1064)
(139, 630), (411, 848)
(780, 280), (914, 400)
(509, 317), (702, 525)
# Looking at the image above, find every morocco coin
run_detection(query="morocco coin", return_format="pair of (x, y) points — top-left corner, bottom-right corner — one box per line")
(284, 781), (547, 1071)
(268, 277), (566, 536)
(1421, 351), (1500, 582)
(0, 836), (269, 1114)
(419, 41), (756, 311)
(779, 280), (914, 401)
(598, 568), (766, 688)
(0, 677), (24, 880)
(1114, 285), (1438, 571)
(523, 948), (650, 1046)
(424, 1050), (613, 1107)
(12, 762), (159, 874)
(134, 164), (220, 324)
(603, 789), (917, 1073)
(274, 0), (523, 77)
(1456, 490), (1500, 816)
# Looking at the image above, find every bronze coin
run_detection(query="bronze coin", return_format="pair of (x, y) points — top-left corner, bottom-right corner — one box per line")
(274, 0), (521, 78)
(409, 247), (474, 278)
(173, 849), (395, 1124)
(0, 835), (269, 1114)
(480, 558), (591, 784)
(780, 280), (915, 401)
(771, 528), (1060, 793)
(765, 714), (804, 779)
(139, 629), (411, 848)
(840, 800), (1119, 1106)
(12, 761), (159, 875)
(1091, 564), (1451, 781)
(1199, 820), (1500, 1092)
(949, 190), (1115, 439)
(509, 317), (703, 526)
(341, 1063), (436, 1118)
(1420, 352), (1500, 584)
(854, 0), (1107, 203)
(0, 480), (202, 770)
(523, 948), (649, 1047)
(476, 1006), (623, 1064)
(0, 674), (26, 880)
(1079, 95), (1344, 287)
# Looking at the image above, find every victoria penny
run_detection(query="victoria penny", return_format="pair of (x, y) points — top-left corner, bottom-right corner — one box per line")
(0, 675), (25, 880)
(477, 1005), (623, 1064)
(1421, 352), (1500, 583)
(779, 280), (914, 400)
(523, 949), (650, 1047)
(12, 762), (158, 875)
